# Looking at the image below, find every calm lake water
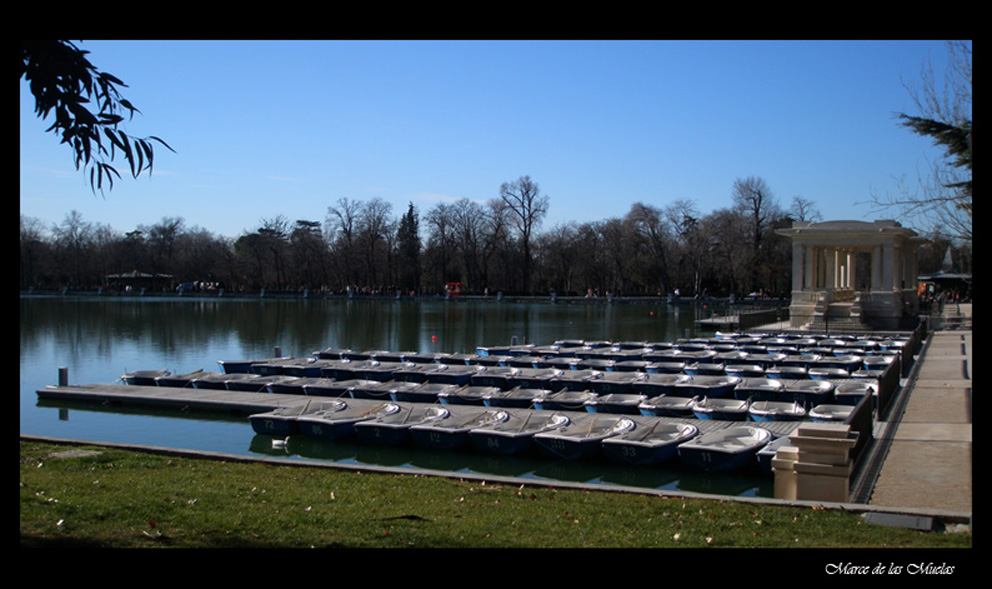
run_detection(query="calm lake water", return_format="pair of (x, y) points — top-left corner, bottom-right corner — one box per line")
(20, 295), (772, 497)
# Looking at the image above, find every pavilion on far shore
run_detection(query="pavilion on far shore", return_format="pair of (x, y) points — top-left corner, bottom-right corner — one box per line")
(776, 220), (926, 331)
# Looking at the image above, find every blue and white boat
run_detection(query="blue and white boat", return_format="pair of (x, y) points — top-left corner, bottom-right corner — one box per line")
(808, 404), (855, 422)
(748, 400), (806, 422)
(672, 375), (742, 399)
(684, 362), (726, 376)
(190, 372), (243, 390)
(724, 364), (766, 378)
(392, 382), (460, 403)
(631, 373), (691, 397)
(409, 408), (509, 451)
(296, 401), (402, 441)
(349, 380), (414, 400)
(533, 415), (637, 460)
(602, 421), (699, 465)
(248, 399), (346, 437)
(691, 397), (750, 421)
(534, 390), (598, 411)
(353, 404), (450, 446)
(267, 376), (331, 395)
(781, 379), (835, 406)
(585, 393), (647, 414)
(638, 394), (698, 418)
(469, 411), (570, 455)
(551, 369), (603, 392)
(808, 366), (850, 380)
(764, 365), (808, 380)
(733, 377), (785, 401)
(678, 426), (773, 472)
(833, 380), (878, 406)
(438, 385), (501, 406)
(507, 368), (566, 390)
(227, 374), (298, 393)
(424, 364), (483, 386)
(586, 372), (640, 395)
(121, 369), (170, 386)
(217, 357), (290, 374)
(485, 387), (549, 408)
(304, 379), (380, 397)
(153, 369), (203, 388)
(469, 366), (520, 389)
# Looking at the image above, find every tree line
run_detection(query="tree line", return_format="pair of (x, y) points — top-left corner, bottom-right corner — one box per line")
(19, 175), (963, 298)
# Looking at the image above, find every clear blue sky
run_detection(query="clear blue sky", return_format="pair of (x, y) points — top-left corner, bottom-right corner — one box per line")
(20, 39), (960, 239)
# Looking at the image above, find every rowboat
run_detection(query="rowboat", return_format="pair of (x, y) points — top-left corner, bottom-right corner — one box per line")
(833, 380), (878, 406)
(121, 369), (170, 386)
(469, 366), (520, 389)
(469, 411), (571, 455)
(723, 364), (766, 378)
(153, 369), (205, 388)
(248, 399), (346, 437)
(733, 377), (785, 401)
(585, 393), (647, 414)
(303, 379), (380, 397)
(423, 364), (482, 385)
(631, 373), (691, 397)
(781, 379), (835, 406)
(252, 357), (322, 377)
(747, 400), (807, 422)
(217, 357), (290, 374)
(677, 426), (773, 472)
(392, 382), (460, 403)
(485, 387), (549, 408)
(296, 401), (402, 441)
(602, 421), (700, 465)
(267, 377), (331, 395)
(637, 394), (698, 418)
(191, 372), (244, 390)
(691, 397), (750, 421)
(438, 385), (501, 406)
(353, 404), (450, 446)
(808, 404), (855, 422)
(534, 390), (598, 411)
(507, 368), (566, 390)
(227, 374), (298, 393)
(671, 375), (742, 399)
(409, 408), (509, 451)
(533, 415), (636, 460)
(586, 372), (639, 395)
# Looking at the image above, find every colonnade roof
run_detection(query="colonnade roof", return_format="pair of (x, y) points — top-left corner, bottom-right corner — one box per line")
(776, 220), (925, 245)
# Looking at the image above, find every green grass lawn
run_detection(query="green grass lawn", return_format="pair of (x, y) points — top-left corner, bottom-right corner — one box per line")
(20, 439), (971, 550)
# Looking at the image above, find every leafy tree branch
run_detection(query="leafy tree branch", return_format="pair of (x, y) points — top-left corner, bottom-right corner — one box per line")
(20, 40), (174, 193)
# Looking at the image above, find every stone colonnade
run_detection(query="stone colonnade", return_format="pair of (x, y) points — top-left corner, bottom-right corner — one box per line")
(777, 220), (925, 329)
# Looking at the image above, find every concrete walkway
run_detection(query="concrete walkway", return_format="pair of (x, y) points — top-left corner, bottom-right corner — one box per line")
(867, 303), (972, 518)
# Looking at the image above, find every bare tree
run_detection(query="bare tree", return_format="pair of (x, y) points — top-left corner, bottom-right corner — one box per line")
(788, 196), (822, 223)
(326, 197), (362, 285)
(499, 176), (549, 293)
(731, 176), (781, 293)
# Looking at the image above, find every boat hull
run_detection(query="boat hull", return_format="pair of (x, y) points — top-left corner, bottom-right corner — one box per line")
(677, 426), (772, 472)
(602, 423), (699, 465)
(469, 413), (570, 455)
(296, 402), (401, 441)
(533, 417), (636, 460)
(409, 410), (509, 451)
